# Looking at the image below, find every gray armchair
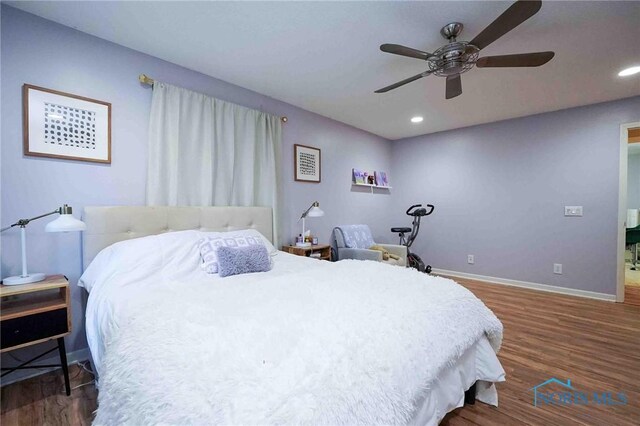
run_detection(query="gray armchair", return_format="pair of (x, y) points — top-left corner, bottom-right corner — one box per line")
(332, 225), (407, 267)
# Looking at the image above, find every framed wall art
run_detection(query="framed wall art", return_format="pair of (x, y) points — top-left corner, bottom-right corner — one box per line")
(23, 84), (111, 164)
(375, 171), (389, 187)
(294, 144), (321, 183)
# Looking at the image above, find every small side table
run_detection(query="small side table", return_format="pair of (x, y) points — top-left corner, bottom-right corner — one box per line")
(0, 275), (72, 395)
(282, 244), (332, 261)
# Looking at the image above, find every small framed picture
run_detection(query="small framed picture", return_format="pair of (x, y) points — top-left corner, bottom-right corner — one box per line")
(294, 144), (321, 183)
(375, 171), (389, 187)
(352, 168), (366, 184)
(23, 84), (111, 164)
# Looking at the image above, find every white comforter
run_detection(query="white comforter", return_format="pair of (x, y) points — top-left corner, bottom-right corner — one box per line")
(81, 231), (503, 425)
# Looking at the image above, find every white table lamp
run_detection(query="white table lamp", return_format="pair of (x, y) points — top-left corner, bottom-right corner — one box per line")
(1, 204), (86, 285)
(298, 201), (324, 247)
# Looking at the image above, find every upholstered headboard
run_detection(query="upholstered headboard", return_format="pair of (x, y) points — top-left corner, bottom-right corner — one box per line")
(82, 206), (273, 269)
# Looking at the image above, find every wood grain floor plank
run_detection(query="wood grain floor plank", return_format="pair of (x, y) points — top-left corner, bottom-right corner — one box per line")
(626, 286), (640, 306)
(1, 364), (96, 425)
(442, 278), (640, 425)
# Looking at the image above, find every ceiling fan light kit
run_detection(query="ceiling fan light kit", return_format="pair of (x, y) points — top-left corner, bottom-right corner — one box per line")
(376, 0), (555, 99)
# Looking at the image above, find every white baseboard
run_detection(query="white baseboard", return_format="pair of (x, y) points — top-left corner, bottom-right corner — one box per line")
(431, 268), (617, 302)
(1, 347), (91, 387)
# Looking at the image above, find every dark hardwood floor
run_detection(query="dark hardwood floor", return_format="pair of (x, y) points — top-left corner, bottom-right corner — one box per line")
(625, 285), (640, 307)
(1, 279), (638, 425)
(1, 363), (96, 425)
(443, 278), (640, 425)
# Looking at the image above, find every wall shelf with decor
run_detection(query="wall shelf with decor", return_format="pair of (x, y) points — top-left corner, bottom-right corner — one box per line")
(351, 183), (392, 188)
(352, 169), (391, 193)
(351, 183), (392, 194)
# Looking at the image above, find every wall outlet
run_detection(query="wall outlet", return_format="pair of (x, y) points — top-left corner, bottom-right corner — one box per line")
(553, 263), (563, 274)
(467, 255), (475, 264)
(564, 206), (583, 217)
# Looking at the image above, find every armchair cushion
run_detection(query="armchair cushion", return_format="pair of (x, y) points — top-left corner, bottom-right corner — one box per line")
(377, 244), (408, 267)
(369, 245), (401, 261)
(338, 248), (383, 262)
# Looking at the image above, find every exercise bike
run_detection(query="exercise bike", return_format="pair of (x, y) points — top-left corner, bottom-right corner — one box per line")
(391, 204), (434, 273)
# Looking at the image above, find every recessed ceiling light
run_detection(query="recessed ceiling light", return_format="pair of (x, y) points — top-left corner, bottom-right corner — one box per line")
(411, 116), (424, 123)
(618, 66), (640, 77)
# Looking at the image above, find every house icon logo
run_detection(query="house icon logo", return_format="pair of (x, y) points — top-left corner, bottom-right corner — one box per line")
(530, 378), (574, 407)
(530, 377), (628, 407)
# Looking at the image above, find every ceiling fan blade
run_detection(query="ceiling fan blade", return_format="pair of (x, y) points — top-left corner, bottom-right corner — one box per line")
(469, 0), (542, 50)
(375, 71), (430, 93)
(476, 51), (554, 67)
(380, 44), (431, 61)
(445, 74), (462, 99)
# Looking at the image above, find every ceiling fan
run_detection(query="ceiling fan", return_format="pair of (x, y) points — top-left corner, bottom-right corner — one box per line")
(375, 0), (554, 99)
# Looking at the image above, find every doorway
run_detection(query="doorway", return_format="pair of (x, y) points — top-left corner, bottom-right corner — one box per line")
(619, 124), (640, 305)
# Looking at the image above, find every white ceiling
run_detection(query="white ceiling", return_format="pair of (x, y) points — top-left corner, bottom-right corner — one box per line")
(9, 1), (640, 140)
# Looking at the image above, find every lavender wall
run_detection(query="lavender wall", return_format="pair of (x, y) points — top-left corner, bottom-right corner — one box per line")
(0, 6), (393, 358)
(391, 96), (640, 295)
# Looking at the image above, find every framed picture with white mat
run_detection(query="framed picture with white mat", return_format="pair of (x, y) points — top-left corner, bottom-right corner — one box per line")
(294, 144), (321, 183)
(23, 84), (111, 164)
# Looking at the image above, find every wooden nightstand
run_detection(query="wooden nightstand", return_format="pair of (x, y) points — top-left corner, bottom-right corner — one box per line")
(1, 275), (72, 395)
(282, 244), (332, 261)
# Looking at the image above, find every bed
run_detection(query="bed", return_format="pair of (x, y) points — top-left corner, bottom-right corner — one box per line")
(80, 206), (505, 425)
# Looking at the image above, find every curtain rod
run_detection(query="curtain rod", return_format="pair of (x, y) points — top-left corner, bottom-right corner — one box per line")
(138, 74), (288, 123)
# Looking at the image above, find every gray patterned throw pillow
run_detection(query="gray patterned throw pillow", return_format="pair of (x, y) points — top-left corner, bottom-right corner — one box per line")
(216, 245), (271, 277)
(198, 235), (267, 273)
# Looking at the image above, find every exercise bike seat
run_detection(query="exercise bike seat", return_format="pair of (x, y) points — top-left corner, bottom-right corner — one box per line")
(391, 227), (412, 233)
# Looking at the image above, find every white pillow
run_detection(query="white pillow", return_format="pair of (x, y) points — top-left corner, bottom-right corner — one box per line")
(79, 230), (202, 292)
(200, 229), (277, 255)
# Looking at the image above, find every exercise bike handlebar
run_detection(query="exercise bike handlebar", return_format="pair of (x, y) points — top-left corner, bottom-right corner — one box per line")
(406, 204), (421, 215)
(406, 204), (435, 216)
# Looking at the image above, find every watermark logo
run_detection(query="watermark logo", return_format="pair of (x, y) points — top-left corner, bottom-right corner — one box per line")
(530, 378), (628, 407)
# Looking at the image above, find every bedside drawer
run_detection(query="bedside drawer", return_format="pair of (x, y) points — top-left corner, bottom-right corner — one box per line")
(1, 308), (68, 350)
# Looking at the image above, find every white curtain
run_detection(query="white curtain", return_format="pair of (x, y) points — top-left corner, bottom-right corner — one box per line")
(146, 82), (282, 244)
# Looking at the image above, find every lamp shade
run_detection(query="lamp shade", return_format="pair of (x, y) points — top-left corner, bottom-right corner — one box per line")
(45, 214), (86, 233)
(307, 205), (324, 217)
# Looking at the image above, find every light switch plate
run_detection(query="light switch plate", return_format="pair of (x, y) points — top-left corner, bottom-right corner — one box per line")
(564, 206), (583, 217)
